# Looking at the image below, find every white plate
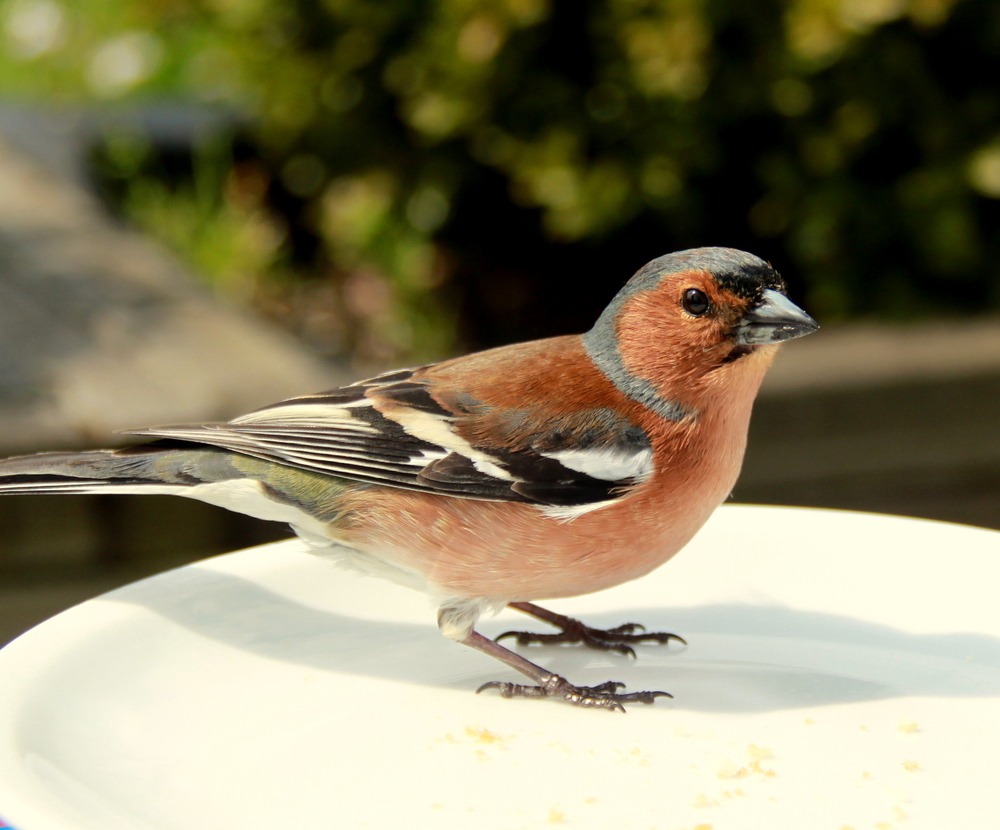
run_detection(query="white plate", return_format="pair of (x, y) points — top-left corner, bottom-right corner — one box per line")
(1, 505), (998, 830)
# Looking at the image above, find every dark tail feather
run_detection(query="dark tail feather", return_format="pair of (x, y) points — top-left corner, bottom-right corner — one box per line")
(0, 445), (351, 533)
(0, 447), (238, 496)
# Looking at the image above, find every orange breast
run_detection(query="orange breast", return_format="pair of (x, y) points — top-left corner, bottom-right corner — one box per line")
(328, 340), (777, 602)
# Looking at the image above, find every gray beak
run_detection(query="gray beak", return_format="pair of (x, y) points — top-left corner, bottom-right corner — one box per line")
(734, 288), (819, 345)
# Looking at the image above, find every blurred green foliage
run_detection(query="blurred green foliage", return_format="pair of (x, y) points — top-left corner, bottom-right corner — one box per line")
(2, 0), (1000, 364)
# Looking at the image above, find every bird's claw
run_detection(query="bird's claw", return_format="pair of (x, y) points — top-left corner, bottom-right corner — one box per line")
(476, 676), (672, 712)
(606, 622), (646, 634)
(496, 617), (685, 657)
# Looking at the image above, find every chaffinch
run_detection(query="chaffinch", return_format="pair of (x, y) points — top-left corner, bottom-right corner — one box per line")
(0, 247), (817, 711)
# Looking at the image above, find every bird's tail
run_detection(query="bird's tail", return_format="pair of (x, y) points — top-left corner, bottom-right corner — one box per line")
(0, 445), (244, 496)
(0, 445), (349, 533)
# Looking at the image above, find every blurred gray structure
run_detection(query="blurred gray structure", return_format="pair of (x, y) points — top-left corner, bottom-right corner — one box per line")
(0, 122), (337, 645)
(0, 102), (238, 190)
(0, 109), (997, 649)
(0, 110), (333, 451)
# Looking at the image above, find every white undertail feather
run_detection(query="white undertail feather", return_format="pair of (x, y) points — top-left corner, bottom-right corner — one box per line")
(178, 479), (330, 537)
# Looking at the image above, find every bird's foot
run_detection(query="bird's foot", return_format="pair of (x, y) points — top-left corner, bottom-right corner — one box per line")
(476, 676), (671, 712)
(496, 612), (685, 658)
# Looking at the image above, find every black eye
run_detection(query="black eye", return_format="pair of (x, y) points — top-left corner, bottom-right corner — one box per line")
(682, 288), (710, 316)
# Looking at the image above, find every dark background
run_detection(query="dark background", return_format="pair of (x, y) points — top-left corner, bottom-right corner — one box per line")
(35, 0), (1000, 362)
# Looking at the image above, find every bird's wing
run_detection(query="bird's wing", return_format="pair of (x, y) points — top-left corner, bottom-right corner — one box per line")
(124, 366), (654, 510)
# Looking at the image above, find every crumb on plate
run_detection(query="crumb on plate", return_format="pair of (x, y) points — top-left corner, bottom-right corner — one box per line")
(717, 759), (747, 779)
(465, 725), (503, 744)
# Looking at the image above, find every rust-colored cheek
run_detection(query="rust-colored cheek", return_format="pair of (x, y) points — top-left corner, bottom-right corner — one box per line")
(613, 290), (721, 399)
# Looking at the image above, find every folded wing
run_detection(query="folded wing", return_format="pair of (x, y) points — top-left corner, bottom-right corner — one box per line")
(125, 367), (654, 510)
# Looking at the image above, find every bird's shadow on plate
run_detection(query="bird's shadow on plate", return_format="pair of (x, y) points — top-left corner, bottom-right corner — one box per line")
(109, 565), (1000, 714)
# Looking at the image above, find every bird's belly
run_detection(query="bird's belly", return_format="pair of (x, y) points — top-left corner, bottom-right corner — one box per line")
(300, 535), (433, 594)
(324, 404), (748, 603)
(331, 481), (721, 603)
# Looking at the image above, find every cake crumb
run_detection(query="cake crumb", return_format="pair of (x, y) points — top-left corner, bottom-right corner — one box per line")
(903, 759), (921, 772)
(547, 806), (565, 824)
(897, 719), (919, 733)
(717, 759), (747, 779)
(747, 744), (775, 775)
(465, 725), (503, 744)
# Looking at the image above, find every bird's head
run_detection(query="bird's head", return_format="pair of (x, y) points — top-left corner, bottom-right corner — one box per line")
(583, 247), (818, 420)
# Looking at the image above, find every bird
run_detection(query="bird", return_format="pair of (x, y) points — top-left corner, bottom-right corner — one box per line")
(0, 247), (817, 711)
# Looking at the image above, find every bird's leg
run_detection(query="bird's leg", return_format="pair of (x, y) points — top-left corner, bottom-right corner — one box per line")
(465, 630), (670, 712)
(495, 601), (686, 658)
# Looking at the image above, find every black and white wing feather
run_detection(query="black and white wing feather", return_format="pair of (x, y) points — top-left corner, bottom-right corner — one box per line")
(125, 368), (654, 512)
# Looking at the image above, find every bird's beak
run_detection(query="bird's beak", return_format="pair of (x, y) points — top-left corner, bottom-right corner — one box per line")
(734, 289), (819, 345)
